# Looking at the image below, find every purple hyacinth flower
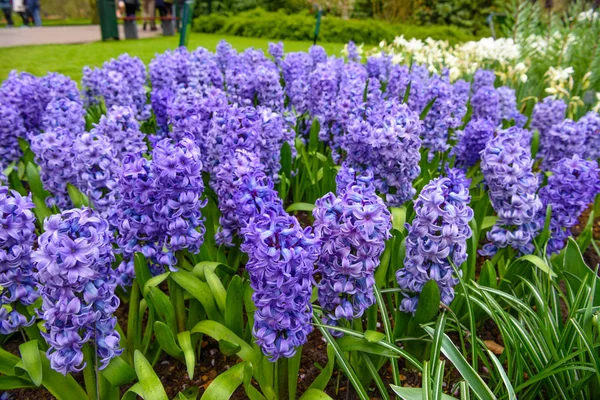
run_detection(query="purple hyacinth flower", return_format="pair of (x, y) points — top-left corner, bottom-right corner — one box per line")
(397, 169), (474, 313)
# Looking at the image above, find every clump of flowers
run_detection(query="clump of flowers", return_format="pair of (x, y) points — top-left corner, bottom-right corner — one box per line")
(29, 127), (77, 209)
(189, 47), (224, 90)
(0, 187), (38, 334)
(530, 96), (567, 139)
(0, 99), (27, 170)
(452, 118), (496, 169)
(538, 119), (586, 170)
(396, 169), (474, 313)
(73, 133), (119, 214)
(1, 71), (46, 134)
(241, 203), (319, 361)
(33, 208), (121, 375)
(268, 41), (284, 66)
(538, 156), (600, 254)
(480, 128), (542, 255)
(91, 105), (147, 161)
(308, 61), (340, 143)
(497, 86), (526, 127)
(314, 165), (391, 332)
(41, 97), (86, 136)
(111, 137), (206, 285)
(342, 100), (423, 206)
(471, 86), (500, 125)
(281, 52), (312, 114)
(579, 111), (600, 160)
(472, 68), (496, 93)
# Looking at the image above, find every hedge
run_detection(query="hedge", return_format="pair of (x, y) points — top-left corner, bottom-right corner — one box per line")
(192, 8), (485, 46)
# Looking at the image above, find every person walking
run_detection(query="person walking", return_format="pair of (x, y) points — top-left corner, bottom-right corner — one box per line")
(124, 0), (139, 19)
(25, 0), (40, 26)
(12, 0), (28, 25)
(142, 0), (156, 31)
(1, 0), (13, 27)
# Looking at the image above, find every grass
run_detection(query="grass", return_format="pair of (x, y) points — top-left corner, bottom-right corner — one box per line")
(0, 32), (344, 82)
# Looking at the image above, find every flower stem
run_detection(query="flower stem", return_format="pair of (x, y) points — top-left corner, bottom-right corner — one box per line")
(277, 357), (289, 400)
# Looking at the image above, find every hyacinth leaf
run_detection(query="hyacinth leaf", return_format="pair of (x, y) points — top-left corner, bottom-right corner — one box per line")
(7, 168), (27, 196)
(0, 347), (21, 375)
(121, 382), (144, 400)
(25, 162), (49, 201)
(299, 388), (334, 400)
(308, 117), (320, 153)
(225, 275), (244, 338)
(391, 207), (407, 233)
(177, 331), (195, 380)
(101, 356), (137, 387)
(34, 350), (87, 400)
(478, 261), (498, 290)
(518, 255), (556, 278)
(563, 238), (600, 306)
(218, 339), (242, 356)
(148, 287), (178, 335)
(420, 96), (438, 120)
(576, 209), (595, 252)
(0, 375), (36, 390)
(390, 386), (458, 400)
(66, 183), (89, 208)
(18, 340), (42, 386)
(486, 350), (516, 400)
(154, 321), (183, 359)
(312, 315), (370, 400)
(204, 268), (227, 314)
(336, 335), (399, 358)
(481, 216), (497, 231)
(410, 280), (441, 327)
(31, 195), (53, 226)
(200, 361), (248, 400)
(423, 327), (496, 400)
(286, 202), (316, 212)
(134, 253), (153, 289)
(308, 344), (335, 391)
(531, 128), (540, 158)
(177, 387), (199, 400)
(134, 350), (169, 400)
(192, 261), (237, 280)
(171, 270), (223, 323)
(280, 141), (293, 181)
(191, 320), (258, 367)
(364, 330), (386, 343)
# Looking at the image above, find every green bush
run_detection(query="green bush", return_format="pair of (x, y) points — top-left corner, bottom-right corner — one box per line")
(192, 8), (484, 45)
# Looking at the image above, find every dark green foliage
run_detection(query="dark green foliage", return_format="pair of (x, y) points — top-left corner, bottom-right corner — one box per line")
(192, 8), (483, 45)
(413, 0), (497, 33)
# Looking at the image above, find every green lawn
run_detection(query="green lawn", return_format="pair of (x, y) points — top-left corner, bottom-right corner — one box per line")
(0, 32), (345, 83)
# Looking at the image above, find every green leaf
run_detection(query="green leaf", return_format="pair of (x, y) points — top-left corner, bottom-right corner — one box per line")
(478, 261), (497, 289)
(134, 350), (168, 400)
(518, 254), (557, 277)
(154, 321), (183, 359)
(192, 261), (237, 279)
(134, 253), (153, 291)
(390, 386), (458, 400)
(486, 350), (516, 400)
(148, 287), (177, 334)
(191, 320), (257, 366)
(280, 142), (293, 180)
(299, 388), (334, 400)
(391, 207), (407, 233)
(200, 361), (248, 400)
(308, 344), (335, 391)
(420, 96), (438, 120)
(481, 216), (497, 230)
(204, 268), (227, 314)
(286, 202), (316, 213)
(19, 340), (42, 386)
(26, 163), (49, 200)
(219, 339), (242, 357)
(178, 387), (199, 400)
(0, 347), (21, 375)
(101, 356), (137, 387)
(171, 270), (223, 322)
(225, 275), (244, 338)
(423, 327), (496, 400)
(336, 335), (399, 358)
(364, 330), (386, 343)
(31, 195), (53, 223)
(308, 118), (320, 153)
(121, 383), (144, 400)
(67, 183), (89, 208)
(0, 375), (36, 390)
(178, 331), (196, 379)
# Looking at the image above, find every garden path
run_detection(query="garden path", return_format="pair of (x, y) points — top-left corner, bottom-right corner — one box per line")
(0, 25), (161, 48)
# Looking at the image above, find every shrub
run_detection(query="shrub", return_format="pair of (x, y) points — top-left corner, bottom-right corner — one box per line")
(192, 8), (483, 45)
